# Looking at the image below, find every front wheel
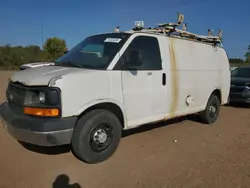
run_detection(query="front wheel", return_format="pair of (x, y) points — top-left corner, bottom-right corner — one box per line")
(199, 94), (221, 124)
(71, 109), (122, 164)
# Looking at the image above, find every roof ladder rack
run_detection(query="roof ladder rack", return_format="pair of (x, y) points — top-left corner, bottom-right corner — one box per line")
(132, 13), (223, 46)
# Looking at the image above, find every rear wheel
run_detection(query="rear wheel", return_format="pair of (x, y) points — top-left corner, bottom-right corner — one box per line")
(200, 94), (220, 124)
(71, 109), (122, 164)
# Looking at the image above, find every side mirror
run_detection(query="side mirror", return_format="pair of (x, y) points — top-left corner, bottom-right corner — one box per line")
(124, 50), (143, 68)
(64, 50), (68, 54)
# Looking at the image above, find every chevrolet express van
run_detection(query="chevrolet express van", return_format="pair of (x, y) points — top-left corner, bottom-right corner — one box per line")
(0, 20), (230, 164)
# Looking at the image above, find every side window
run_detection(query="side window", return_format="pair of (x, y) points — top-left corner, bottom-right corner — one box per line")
(81, 44), (104, 57)
(115, 36), (162, 70)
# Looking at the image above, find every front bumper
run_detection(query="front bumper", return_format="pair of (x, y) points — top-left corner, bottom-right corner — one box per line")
(0, 102), (77, 146)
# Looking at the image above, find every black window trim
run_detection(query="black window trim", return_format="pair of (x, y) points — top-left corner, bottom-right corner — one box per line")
(113, 35), (163, 71)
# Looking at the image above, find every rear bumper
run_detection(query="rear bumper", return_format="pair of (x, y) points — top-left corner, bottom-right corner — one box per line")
(0, 102), (77, 146)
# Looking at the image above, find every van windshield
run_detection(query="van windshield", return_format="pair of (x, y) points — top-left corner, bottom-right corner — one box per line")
(231, 67), (250, 78)
(55, 33), (131, 69)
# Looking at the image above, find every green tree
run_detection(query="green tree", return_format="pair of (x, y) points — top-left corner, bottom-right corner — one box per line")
(229, 58), (244, 64)
(0, 44), (44, 70)
(245, 45), (250, 63)
(43, 37), (67, 60)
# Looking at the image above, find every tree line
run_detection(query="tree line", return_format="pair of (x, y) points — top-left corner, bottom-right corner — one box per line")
(0, 37), (249, 70)
(0, 37), (67, 70)
(227, 45), (250, 66)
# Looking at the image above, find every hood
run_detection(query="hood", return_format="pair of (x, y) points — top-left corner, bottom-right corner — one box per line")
(231, 77), (250, 85)
(11, 66), (91, 86)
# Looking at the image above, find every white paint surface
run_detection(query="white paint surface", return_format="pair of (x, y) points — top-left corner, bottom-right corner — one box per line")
(9, 32), (230, 130)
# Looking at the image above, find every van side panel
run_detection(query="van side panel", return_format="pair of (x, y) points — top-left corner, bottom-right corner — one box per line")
(216, 47), (231, 104)
(163, 37), (230, 117)
(106, 33), (230, 128)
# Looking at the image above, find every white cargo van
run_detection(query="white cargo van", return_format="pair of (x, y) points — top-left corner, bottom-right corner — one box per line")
(0, 15), (230, 163)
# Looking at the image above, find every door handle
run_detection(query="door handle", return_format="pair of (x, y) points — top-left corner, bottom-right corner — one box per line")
(147, 72), (152, 75)
(162, 73), (166, 85)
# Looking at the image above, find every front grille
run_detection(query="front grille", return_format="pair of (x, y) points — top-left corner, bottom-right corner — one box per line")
(8, 102), (23, 114)
(6, 82), (26, 106)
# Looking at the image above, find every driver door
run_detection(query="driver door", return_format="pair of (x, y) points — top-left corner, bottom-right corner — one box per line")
(115, 35), (166, 128)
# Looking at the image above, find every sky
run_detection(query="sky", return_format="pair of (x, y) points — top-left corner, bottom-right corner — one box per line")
(0, 0), (249, 59)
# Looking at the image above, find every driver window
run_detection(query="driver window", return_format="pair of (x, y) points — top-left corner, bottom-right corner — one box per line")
(81, 44), (104, 57)
(115, 36), (162, 70)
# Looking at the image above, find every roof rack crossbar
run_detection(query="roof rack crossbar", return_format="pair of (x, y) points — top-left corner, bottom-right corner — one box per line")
(130, 13), (223, 46)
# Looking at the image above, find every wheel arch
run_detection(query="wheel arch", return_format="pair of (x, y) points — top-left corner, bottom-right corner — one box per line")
(76, 100), (127, 129)
(203, 88), (222, 109)
(210, 88), (222, 104)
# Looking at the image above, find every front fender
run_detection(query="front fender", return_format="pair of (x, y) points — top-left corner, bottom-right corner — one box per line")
(74, 98), (128, 128)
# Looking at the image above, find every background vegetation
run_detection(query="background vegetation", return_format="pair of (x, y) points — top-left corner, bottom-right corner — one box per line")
(0, 37), (249, 70)
(0, 37), (67, 70)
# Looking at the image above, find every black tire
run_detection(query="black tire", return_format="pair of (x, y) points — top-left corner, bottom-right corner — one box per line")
(71, 109), (122, 164)
(199, 94), (221, 124)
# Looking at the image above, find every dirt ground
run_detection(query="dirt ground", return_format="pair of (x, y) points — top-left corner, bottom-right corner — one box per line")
(0, 71), (250, 188)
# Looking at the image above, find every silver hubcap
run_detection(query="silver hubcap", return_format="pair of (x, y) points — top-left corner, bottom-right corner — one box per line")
(209, 105), (216, 114)
(93, 129), (108, 144)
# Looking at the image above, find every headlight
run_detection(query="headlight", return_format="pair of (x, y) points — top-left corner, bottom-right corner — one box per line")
(39, 92), (46, 103)
(24, 88), (61, 117)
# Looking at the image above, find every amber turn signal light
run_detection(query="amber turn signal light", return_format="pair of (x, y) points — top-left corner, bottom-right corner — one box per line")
(24, 107), (59, 117)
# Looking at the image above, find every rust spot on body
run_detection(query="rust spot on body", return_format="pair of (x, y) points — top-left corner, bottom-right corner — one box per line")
(168, 40), (179, 118)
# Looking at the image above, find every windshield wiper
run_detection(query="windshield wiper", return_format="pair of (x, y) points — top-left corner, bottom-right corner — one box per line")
(66, 61), (83, 68)
(56, 61), (83, 68)
(55, 61), (104, 69)
(79, 64), (103, 70)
